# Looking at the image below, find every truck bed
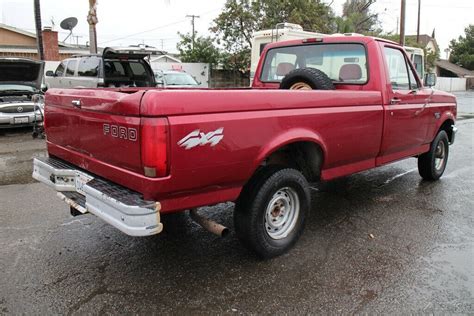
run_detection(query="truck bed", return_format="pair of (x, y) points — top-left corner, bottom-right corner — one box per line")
(45, 87), (384, 211)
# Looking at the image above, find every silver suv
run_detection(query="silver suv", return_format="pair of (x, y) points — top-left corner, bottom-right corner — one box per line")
(0, 58), (44, 129)
(45, 46), (164, 89)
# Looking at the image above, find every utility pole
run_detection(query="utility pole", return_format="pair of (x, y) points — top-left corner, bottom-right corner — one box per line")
(399, 0), (406, 46)
(186, 14), (200, 50)
(33, 0), (44, 60)
(87, 0), (98, 54)
(416, 0), (421, 44)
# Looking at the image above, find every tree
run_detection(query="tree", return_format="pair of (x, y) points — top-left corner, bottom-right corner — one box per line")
(176, 32), (220, 65)
(211, 0), (335, 72)
(336, 0), (381, 35)
(449, 25), (474, 70)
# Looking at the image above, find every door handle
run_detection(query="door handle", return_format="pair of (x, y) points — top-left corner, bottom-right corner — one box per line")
(390, 97), (401, 105)
(71, 100), (81, 108)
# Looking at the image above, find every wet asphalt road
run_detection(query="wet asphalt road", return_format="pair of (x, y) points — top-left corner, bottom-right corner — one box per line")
(0, 93), (473, 314)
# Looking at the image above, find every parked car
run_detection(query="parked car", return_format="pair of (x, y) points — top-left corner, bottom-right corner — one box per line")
(0, 58), (44, 129)
(154, 70), (200, 88)
(34, 35), (457, 258)
(45, 46), (164, 88)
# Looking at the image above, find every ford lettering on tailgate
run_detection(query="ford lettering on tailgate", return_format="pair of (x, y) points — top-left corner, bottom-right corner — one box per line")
(103, 124), (138, 142)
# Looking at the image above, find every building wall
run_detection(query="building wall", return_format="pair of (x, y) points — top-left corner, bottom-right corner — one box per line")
(434, 77), (467, 92)
(42, 29), (59, 61)
(0, 51), (76, 60)
(209, 69), (250, 88)
(426, 41), (436, 53)
(0, 28), (36, 46)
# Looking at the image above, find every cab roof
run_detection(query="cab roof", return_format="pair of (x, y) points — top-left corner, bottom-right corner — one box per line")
(264, 35), (400, 50)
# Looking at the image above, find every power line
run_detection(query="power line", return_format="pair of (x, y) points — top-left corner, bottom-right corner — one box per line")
(98, 19), (187, 44)
(98, 7), (221, 45)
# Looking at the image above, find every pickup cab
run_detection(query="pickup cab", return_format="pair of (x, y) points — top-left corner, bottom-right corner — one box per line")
(33, 36), (457, 258)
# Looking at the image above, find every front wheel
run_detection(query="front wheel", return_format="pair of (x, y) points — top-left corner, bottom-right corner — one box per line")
(234, 166), (310, 258)
(418, 130), (449, 181)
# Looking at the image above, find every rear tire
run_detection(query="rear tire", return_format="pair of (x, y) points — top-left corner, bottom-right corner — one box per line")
(418, 130), (449, 181)
(234, 166), (310, 259)
(280, 67), (335, 90)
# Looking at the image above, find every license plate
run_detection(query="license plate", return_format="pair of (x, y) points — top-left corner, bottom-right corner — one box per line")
(14, 116), (29, 124)
(75, 172), (93, 196)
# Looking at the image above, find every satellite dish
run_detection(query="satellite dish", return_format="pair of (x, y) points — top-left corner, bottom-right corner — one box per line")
(60, 17), (78, 43)
(60, 17), (78, 31)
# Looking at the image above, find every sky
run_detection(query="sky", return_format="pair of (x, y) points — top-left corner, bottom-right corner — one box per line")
(0, 0), (472, 56)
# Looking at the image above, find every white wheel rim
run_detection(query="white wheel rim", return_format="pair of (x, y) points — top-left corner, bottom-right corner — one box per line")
(289, 82), (312, 90)
(264, 187), (300, 240)
(434, 140), (446, 171)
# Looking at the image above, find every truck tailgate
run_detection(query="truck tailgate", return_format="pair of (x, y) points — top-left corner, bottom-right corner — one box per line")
(45, 89), (145, 174)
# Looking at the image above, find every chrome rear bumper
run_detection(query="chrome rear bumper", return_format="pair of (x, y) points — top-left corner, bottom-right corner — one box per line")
(32, 157), (163, 236)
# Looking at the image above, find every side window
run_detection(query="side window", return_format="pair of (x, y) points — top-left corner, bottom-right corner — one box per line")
(55, 62), (66, 76)
(413, 54), (423, 78)
(77, 57), (100, 77)
(65, 60), (77, 77)
(129, 62), (147, 76)
(259, 43), (268, 56)
(384, 47), (410, 90)
(407, 64), (419, 90)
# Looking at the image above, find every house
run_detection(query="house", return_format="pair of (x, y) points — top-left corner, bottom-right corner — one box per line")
(405, 34), (439, 53)
(0, 23), (90, 61)
(435, 59), (474, 78)
(150, 54), (181, 63)
(435, 59), (474, 90)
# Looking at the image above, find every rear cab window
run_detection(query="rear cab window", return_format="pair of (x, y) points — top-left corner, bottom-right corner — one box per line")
(103, 59), (154, 87)
(261, 43), (368, 84)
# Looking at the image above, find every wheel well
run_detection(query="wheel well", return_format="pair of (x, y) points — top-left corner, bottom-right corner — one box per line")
(262, 141), (323, 182)
(439, 119), (455, 143)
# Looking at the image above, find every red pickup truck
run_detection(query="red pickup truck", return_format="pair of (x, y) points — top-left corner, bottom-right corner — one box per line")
(33, 36), (457, 258)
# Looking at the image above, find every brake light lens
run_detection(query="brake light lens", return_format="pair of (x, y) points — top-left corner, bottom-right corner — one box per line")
(302, 38), (323, 43)
(140, 118), (169, 178)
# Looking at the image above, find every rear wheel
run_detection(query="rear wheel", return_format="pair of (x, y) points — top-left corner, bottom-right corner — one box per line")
(234, 166), (310, 258)
(280, 67), (335, 90)
(418, 130), (449, 181)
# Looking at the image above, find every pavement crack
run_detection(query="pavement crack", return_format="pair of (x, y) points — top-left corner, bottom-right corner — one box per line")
(66, 260), (110, 315)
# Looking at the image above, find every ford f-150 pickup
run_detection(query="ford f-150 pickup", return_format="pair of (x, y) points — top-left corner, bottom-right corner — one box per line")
(33, 36), (457, 258)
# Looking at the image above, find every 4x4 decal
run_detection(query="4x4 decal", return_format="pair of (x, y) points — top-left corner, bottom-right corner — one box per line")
(178, 128), (224, 150)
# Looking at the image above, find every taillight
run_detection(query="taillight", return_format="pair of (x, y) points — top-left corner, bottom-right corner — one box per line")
(140, 117), (169, 178)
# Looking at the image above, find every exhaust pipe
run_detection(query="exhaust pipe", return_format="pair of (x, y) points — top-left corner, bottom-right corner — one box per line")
(189, 209), (229, 237)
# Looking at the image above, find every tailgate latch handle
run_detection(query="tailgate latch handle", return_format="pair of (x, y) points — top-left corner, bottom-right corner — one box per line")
(71, 100), (82, 108)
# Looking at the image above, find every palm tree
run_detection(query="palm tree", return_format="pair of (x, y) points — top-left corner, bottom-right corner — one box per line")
(34, 0), (44, 60)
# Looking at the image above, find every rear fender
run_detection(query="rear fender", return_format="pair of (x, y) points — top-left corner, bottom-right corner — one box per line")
(253, 127), (327, 172)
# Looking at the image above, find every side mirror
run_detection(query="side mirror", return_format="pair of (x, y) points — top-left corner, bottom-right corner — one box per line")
(41, 84), (48, 93)
(45, 70), (55, 77)
(424, 73), (437, 87)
